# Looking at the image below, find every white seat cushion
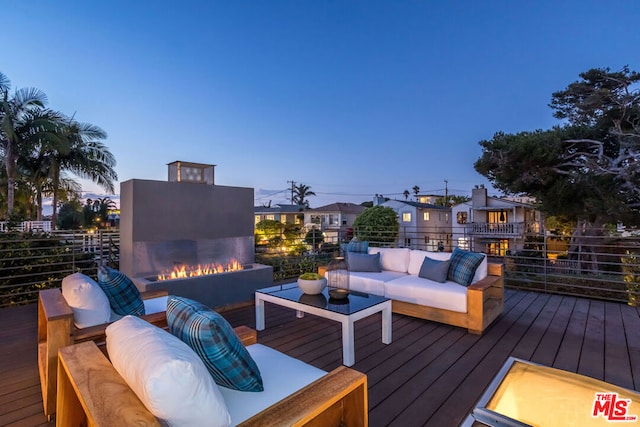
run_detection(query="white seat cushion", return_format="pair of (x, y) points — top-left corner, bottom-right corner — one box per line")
(349, 271), (407, 296)
(61, 273), (111, 328)
(384, 275), (468, 313)
(220, 344), (327, 426)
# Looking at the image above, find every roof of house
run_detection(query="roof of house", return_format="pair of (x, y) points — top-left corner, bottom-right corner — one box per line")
(254, 204), (305, 214)
(384, 200), (450, 210)
(305, 202), (366, 214)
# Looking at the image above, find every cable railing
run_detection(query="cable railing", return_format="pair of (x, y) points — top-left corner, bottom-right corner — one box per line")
(1, 225), (639, 307)
(0, 229), (119, 307)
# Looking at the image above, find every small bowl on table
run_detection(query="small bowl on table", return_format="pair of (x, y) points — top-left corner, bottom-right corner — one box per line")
(328, 288), (349, 300)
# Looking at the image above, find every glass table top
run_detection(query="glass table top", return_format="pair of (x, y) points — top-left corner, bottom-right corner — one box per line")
(256, 283), (389, 316)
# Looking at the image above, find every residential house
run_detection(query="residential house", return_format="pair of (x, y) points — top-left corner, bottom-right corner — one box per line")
(452, 186), (543, 256)
(377, 199), (452, 251)
(304, 203), (367, 244)
(254, 204), (305, 227)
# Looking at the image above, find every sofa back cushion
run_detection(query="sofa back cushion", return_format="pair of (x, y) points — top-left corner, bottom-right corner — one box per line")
(408, 250), (452, 275)
(347, 252), (382, 272)
(62, 273), (112, 328)
(368, 247), (411, 273)
(106, 315), (231, 426)
(167, 296), (263, 392)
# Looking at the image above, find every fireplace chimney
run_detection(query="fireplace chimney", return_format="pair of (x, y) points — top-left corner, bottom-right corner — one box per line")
(168, 161), (215, 185)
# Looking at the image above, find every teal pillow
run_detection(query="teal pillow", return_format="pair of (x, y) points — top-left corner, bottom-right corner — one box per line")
(418, 257), (450, 283)
(447, 248), (485, 286)
(166, 296), (263, 392)
(97, 266), (145, 316)
(346, 240), (369, 253)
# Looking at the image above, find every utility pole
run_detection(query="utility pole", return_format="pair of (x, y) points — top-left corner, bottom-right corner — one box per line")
(287, 180), (296, 204)
(444, 179), (449, 204)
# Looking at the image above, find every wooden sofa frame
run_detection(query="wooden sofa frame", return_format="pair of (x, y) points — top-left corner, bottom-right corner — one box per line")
(56, 327), (368, 427)
(320, 262), (504, 335)
(38, 287), (169, 421)
(392, 262), (504, 334)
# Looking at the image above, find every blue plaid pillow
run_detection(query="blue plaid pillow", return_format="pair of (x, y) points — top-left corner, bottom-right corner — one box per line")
(346, 240), (369, 253)
(166, 296), (263, 392)
(97, 266), (145, 316)
(447, 248), (485, 287)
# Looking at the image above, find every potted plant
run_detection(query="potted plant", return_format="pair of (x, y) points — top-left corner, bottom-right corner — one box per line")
(297, 272), (327, 295)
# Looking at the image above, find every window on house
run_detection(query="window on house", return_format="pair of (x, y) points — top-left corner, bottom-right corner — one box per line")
(458, 237), (470, 250)
(445, 213), (449, 222)
(342, 220), (347, 225)
(488, 211), (507, 223)
(457, 212), (467, 224)
(486, 239), (509, 256)
(266, 214), (275, 221)
(402, 212), (412, 222)
(404, 238), (411, 247)
(423, 212), (430, 221)
(254, 215), (261, 225)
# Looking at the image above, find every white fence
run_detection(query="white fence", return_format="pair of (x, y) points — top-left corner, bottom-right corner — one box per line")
(0, 221), (53, 232)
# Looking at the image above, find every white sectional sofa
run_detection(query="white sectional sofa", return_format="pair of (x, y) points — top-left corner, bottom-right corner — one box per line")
(345, 248), (504, 334)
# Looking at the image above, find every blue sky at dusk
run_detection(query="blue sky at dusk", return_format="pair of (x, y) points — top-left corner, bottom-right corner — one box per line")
(3, 1), (638, 208)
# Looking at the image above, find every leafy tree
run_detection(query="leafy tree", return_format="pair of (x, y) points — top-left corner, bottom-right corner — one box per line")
(0, 72), (49, 215)
(57, 199), (83, 229)
(475, 66), (640, 269)
(292, 183), (315, 208)
(353, 206), (399, 245)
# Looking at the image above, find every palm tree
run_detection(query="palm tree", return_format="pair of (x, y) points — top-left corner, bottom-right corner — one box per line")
(403, 189), (409, 200)
(48, 119), (117, 227)
(292, 183), (316, 208)
(0, 72), (49, 215)
(412, 185), (420, 199)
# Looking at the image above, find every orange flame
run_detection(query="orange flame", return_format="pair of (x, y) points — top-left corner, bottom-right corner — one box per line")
(157, 259), (244, 281)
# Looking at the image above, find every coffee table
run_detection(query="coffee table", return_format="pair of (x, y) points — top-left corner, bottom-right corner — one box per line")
(255, 283), (392, 366)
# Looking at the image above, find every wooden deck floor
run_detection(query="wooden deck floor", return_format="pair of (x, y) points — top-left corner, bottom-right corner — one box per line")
(1, 289), (639, 427)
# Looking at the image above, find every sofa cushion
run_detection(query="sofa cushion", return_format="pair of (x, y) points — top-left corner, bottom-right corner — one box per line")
(408, 250), (452, 275)
(347, 252), (381, 272)
(384, 275), (468, 313)
(368, 247), (411, 273)
(220, 344), (327, 426)
(346, 240), (369, 253)
(97, 266), (145, 316)
(106, 315), (231, 426)
(448, 248), (486, 286)
(167, 296), (263, 392)
(61, 273), (112, 328)
(349, 271), (406, 296)
(418, 257), (450, 283)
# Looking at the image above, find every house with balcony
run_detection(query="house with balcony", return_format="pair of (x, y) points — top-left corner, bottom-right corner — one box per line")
(452, 186), (543, 256)
(303, 202), (366, 244)
(377, 199), (452, 250)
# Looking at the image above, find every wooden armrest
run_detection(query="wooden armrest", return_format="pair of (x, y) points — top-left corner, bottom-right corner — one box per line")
(235, 325), (258, 346)
(57, 341), (161, 426)
(468, 274), (503, 293)
(39, 288), (73, 322)
(240, 366), (368, 426)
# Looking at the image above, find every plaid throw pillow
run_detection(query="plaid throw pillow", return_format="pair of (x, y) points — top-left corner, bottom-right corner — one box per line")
(97, 266), (145, 316)
(166, 296), (263, 392)
(447, 248), (485, 287)
(346, 240), (369, 253)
